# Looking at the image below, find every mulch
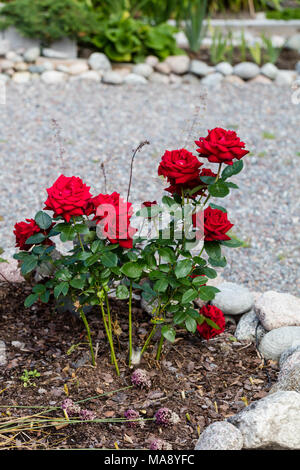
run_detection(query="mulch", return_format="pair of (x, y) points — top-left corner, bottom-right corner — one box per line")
(0, 282), (278, 450)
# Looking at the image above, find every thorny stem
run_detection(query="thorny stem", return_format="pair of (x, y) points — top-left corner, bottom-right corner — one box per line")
(79, 309), (95, 367)
(127, 141), (150, 202)
(128, 281), (133, 366)
(156, 334), (164, 361)
(73, 216), (85, 252)
(99, 299), (120, 376)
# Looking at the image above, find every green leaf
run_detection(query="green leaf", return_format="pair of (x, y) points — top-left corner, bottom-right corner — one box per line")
(91, 240), (104, 253)
(121, 262), (143, 279)
(209, 203), (227, 213)
(145, 253), (157, 269)
(24, 293), (39, 308)
(208, 180), (230, 198)
(40, 290), (50, 303)
(205, 317), (221, 330)
(204, 241), (221, 260)
(208, 256), (227, 267)
(116, 285), (129, 300)
(35, 211), (52, 230)
(74, 224), (89, 234)
(32, 284), (46, 294)
(185, 317), (197, 333)
(21, 256), (38, 275)
(201, 267), (217, 279)
(54, 282), (69, 299)
(101, 251), (118, 268)
(70, 277), (86, 289)
(154, 278), (169, 293)
(182, 288), (198, 304)
(221, 160), (243, 180)
(25, 233), (46, 245)
(198, 286), (220, 301)
(158, 247), (175, 263)
(161, 325), (176, 343)
(60, 226), (76, 242)
(226, 182), (239, 189)
(55, 269), (72, 281)
(173, 311), (187, 324)
(192, 276), (208, 286)
(221, 238), (244, 248)
(175, 259), (193, 279)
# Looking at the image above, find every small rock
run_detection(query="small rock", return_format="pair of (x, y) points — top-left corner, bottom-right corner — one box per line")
(201, 72), (223, 88)
(270, 365), (300, 393)
(286, 33), (300, 52)
(228, 391), (300, 449)
(6, 51), (22, 63)
(233, 62), (260, 80)
(169, 73), (182, 85)
(132, 63), (153, 78)
(71, 71), (101, 82)
(165, 55), (190, 75)
(248, 74), (272, 84)
(148, 72), (169, 84)
(23, 47), (40, 63)
(0, 258), (23, 283)
(275, 70), (296, 86)
(190, 60), (214, 77)
(88, 52), (111, 71)
(182, 73), (200, 85)
(195, 421), (243, 450)
(145, 55), (159, 67)
(11, 341), (25, 349)
(259, 326), (300, 361)
(41, 71), (67, 84)
(102, 71), (123, 85)
(175, 31), (189, 49)
(211, 282), (254, 315)
(0, 340), (6, 366)
(67, 61), (89, 75)
(279, 345), (300, 372)
(235, 310), (266, 343)
(296, 60), (300, 74)
(39, 60), (54, 71)
(13, 62), (28, 72)
(154, 61), (171, 75)
(255, 291), (300, 331)
(0, 40), (10, 57)
(123, 73), (147, 85)
(0, 59), (14, 71)
(261, 62), (278, 80)
(28, 65), (45, 74)
(0, 73), (9, 83)
(42, 48), (68, 59)
(12, 72), (31, 83)
(223, 74), (245, 86)
(215, 62), (233, 76)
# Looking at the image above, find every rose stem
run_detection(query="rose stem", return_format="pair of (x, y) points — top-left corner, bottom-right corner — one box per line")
(79, 309), (95, 366)
(156, 334), (164, 361)
(104, 292), (114, 365)
(73, 216), (85, 251)
(99, 300), (120, 376)
(140, 324), (157, 357)
(128, 281), (133, 366)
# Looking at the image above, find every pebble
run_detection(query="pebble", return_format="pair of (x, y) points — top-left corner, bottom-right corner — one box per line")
(102, 71), (123, 85)
(223, 74), (245, 86)
(279, 345), (300, 372)
(215, 62), (233, 76)
(42, 48), (68, 59)
(41, 71), (67, 84)
(154, 61), (171, 75)
(189, 60), (214, 77)
(88, 52), (111, 71)
(260, 63), (278, 80)
(0, 340), (6, 366)
(132, 63), (153, 78)
(148, 72), (169, 84)
(233, 62), (260, 80)
(270, 365), (300, 393)
(123, 73), (148, 85)
(235, 310), (266, 343)
(195, 421), (243, 450)
(201, 72), (223, 88)
(165, 55), (190, 75)
(211, 282), (254, 315)
(259, 326), (300, 361)
(255, 291), (300, 330)
(71, 71), (101, 82)
(23, 47), (40, 63)
(145, 55), (159, 67)
(248, 75), (272, 84)
(12, 71), (31, 83)
(275, 70), (296, 86)
(286, 33), (300, 52)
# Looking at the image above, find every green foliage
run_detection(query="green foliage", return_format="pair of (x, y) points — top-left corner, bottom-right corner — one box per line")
(20, 369), (41, 387)
(266, 7), (300, 20)
(183, 0), (208, 53)
(209, 29), (234, 65)
(248, 41), (262, 65)
(261, 34), (283, 64)
(0, 0), (97, 46)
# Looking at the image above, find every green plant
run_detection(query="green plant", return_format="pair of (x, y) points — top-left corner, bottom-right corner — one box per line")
(266, 7), (300, 20)
(0, 0), (97, 46)
(20, 369), (41, 387)
(182, 0), (208, 53)
(210, 29), (232, 65)
(248, 41), (262, 65)
(261, 34), (282, 64)
(240, 30), (247, 62)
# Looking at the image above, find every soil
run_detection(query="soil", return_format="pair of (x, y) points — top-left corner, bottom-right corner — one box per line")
(0, 281), (278, 450)
(188, 47), (300, 70)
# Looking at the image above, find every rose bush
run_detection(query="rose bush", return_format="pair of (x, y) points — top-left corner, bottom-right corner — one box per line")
(14, 126), (248, 372)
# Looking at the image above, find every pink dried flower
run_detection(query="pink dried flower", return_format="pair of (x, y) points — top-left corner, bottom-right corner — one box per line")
(80, 409), (97, 421)
(154, 407), (180, 427)
(131, 369), (151, 389)
(150, 438), (172, 450)
(61, 399), (81, 416)
(124, 409), (140, 428)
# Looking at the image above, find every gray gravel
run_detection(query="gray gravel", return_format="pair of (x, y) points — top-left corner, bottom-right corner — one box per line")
(0, 80), (299, 295)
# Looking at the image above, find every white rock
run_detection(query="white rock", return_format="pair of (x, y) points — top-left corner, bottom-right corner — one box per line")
(182, 73), (200, 85)
(255, 291), (300, 331)
(223, 75), (245, 86)
(271, 365), (300, 394)
(215, 62), (233, 76)
(123, 73), (147, 85)
(41, 61), (54, 71)
(233, 62), (260, 80)
(248, 74), (272, 84)
(145, 55), (159, 67)
(23, 47), (40, 63)
(71, 71), (101, 82)
(12, 72), (31, 83)
(50, 37), (77, 59)
(165, 55), (190, 75)
(271, 35), (286, 49)
(154, 61), (171, 75)
(260, 62), (278, 80)
(148, 72), (169, 84)
(175, 31), (189, 49)
(67, 61), (89, 75)
(228, 391), (300, 449)
(279, 345), (300, 372)
(211, 282), (254, 315)
(0, 73), (9, 83)
(41, 71), (67, 84)
(6, 51), (22, 62)
(14, 62), (28, 72)
(11, 340), (25, 349)
(259, 326), (300, 361)
(0, 40), (10, 57)
(102, 71), (123, 85)
(0, 340), (6, 366)
(190, 60), (214, 77)
(286, 34), (300, 52)
(201, 72), (223, 88)
(42, 48), (68, 59)
(195, 421), (243, 450)
(0, 59), (14, 71)
(132, 63), (153, 78)
(88, 52), (111, 71)
(235, 310), (266, 343)
(275, 70), (296, 86)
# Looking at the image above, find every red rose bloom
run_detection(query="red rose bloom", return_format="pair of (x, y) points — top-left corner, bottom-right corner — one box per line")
(200, 168), (217, 179)
(192, 206), (233, 241)
(142, 201), (157, 207)
(195, 128), (249, 165)
(14, 219), (53, 251)
(158, 149), (202, 192)
(94, 192), (137, 249)
(197, 304), (225, 340)
(44, 175), (93, 222)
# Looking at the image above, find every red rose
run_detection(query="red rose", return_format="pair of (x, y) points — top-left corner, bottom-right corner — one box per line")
(193, 206), (233, 242)
(158, 149), (202, 191)
(44, 175), (93, 222)
(195, 128), (249, 165)
(14, 218), (53, 251)
(197, 304), (225, 340)
(94, 192), (137, 249)
(200, 168), (217, 179)
(142, 201), (157, 207)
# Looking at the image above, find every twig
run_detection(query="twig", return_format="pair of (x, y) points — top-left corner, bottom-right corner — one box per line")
(127, 141), (150, 202)
(100, 162), (107, 193)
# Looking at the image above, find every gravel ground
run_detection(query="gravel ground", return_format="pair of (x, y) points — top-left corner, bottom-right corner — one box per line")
(0, 80), (299, 295)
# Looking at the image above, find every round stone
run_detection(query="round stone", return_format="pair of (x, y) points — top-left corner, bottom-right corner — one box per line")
(12, 72), (31, 83)
(275, 70), (296, 86)
(41, 71), (67, 84)
(195, 421), (243, 450)
(132, 63), (153, 78)
(190, 60), (214, 77)
(88, 52), (111, 71)
(165, 55), (190, 75)
(201, 72), (223, 88)
(211, 282), (254, 315)
(102, 71), (123, 85)
(255, 291), (300, 331)
(123, 73), (147, 85)
(259, 326), (300, 361)
(233, 62), (260, 80)
(215, 62), (233, 76)
(23, 47), (40, 63)
(235, 310), (266, 343)
(261, 63), (278, 80)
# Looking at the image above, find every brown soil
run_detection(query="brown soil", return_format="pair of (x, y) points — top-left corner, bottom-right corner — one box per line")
(188, 47), (300, 70)
(0, 282), (278, 450)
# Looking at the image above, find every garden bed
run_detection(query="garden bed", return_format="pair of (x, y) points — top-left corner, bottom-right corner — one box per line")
(0, 281), (278, 450)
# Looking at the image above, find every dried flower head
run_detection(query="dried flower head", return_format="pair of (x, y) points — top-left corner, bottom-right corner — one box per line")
(131, 368), (151, 389)
(80, 409), (97, 421)
(61, 399), (81, 416)
(124, 409), (140, 428)
(154, 407), (180, 427)
(150, 438), (172, 450)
